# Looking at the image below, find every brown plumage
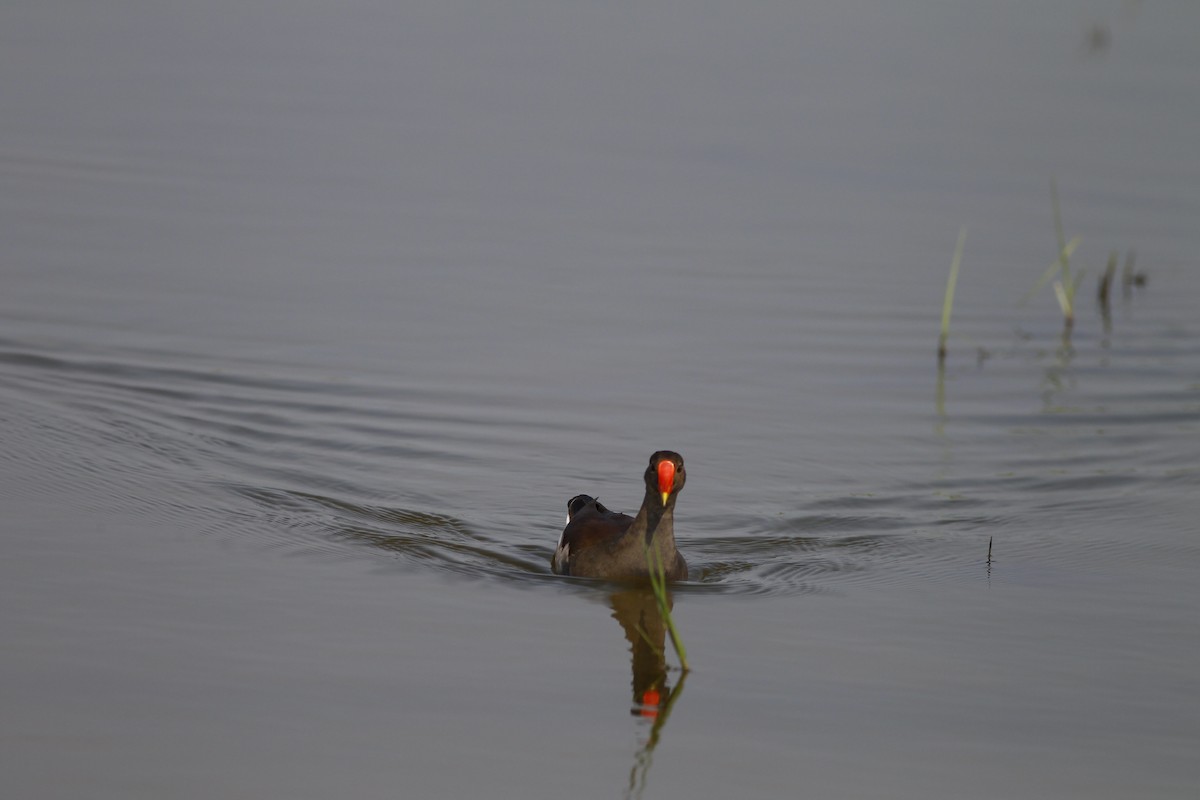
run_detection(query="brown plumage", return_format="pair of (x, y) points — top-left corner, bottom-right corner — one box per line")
(552, 451), (688, 581)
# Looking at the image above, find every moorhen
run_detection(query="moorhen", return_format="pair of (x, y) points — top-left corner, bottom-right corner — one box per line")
(552, 451), (688, 581)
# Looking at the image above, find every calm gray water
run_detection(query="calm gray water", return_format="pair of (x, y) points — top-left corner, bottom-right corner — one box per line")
(3, 1), (1198, 797)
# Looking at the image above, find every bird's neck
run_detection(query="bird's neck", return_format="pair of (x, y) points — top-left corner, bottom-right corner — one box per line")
(633, 494), (676, 554)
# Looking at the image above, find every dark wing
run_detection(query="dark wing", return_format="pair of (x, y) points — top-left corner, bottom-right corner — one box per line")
(554, 498), (633, 575)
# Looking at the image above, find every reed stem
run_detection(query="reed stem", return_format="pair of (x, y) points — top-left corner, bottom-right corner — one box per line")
(645, 544), (690, 672)
(938, 227), (967, 364)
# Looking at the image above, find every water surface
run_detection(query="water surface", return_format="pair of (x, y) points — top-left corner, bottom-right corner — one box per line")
(3, 1), (1199, 797)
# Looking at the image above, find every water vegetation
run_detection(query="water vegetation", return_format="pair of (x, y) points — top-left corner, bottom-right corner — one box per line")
(1023, 178), (1084, 330)
(937, 227), (967, 365)
(940, 179), (1145, 364)
(645, 543), (690, 672)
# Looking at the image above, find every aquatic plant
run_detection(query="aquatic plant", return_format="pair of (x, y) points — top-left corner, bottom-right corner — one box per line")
(1098, 250), (1119, 307)
(1023, 179), (1084, 329)
(937, 227), (967, 364)
(645, 543), (689, 672)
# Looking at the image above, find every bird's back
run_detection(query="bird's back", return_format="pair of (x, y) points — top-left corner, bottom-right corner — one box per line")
(553, 497), (634, 576)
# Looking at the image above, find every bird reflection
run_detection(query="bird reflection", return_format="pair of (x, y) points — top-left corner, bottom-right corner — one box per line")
(608, 589), (687, 800)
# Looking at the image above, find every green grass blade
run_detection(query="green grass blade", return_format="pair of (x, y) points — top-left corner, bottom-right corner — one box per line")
(645, 543), (690, 672)
(1022, 236), (1081, 306)
(940, 227), (967, 339)
(1099, 250), (1118, 304)
(1053, 280), (1070, 318)
(633, 623), (664, 658)
(937, 227), (967, 363)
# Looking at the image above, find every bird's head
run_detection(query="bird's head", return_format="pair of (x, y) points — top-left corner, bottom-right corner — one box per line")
(644, 450), (685, 507)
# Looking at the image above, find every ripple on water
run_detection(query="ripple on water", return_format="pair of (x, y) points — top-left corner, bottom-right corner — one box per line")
(11, 329), (1182, 600)
(212, 477), (961, 598)
(4, 336), (918, 596)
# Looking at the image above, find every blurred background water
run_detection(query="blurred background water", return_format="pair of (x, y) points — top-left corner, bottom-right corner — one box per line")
(2, 1), (1198, 797)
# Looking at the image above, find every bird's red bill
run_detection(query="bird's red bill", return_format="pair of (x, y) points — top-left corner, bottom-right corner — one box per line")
(657, 460), (676, 496)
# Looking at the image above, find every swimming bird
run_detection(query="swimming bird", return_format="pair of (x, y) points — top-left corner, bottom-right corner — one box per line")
(552, 451), (688, 581)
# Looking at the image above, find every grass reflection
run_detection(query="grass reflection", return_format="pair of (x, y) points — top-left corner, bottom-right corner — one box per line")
(609, 589), (688, 800)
